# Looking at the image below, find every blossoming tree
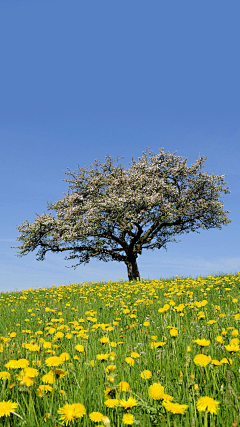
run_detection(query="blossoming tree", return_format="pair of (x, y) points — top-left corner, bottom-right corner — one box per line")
(13, 148), (231, 281)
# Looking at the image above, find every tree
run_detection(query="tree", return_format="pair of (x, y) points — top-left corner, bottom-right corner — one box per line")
(13, 148), (231, 281)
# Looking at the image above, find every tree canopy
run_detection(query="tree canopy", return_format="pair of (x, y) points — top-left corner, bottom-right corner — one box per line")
(13, 147), (231, 281)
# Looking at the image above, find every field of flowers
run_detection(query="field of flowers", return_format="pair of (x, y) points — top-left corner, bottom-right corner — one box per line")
(0, 273), (240, 427)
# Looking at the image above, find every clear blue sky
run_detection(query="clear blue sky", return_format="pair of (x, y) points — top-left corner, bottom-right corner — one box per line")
(1, 1), (239, 292)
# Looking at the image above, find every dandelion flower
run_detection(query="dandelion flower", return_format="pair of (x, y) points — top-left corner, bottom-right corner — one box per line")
(224, 344), (240, 353)
(0, 400), (18, 417)
(75, 345), (84, 353)
(230, 338), (239, 346)
(58, 403), (86, 425)
(196, 396), (219, 414)
(22, 367), (38, 378)
(17, 375), (34, 387)
(0, 372), (11, 380)
(193, 339), (210, 347)
(170, 328), (178, 337)
(100, 337), (109, 344)
(194, 354), (211, 367)
(4, 360), (19, 369)
(104, 399), (119, 408)
(118, 381), (130, 392)
(140, 370), (152, 379)
(89, 412), (103, 422)
(130, 352), (140, 358)
(162, 400), (188, 414)
(52, 368), (67, 379)
(120, 397), (137, 409)
(125, 357), (134, 366)
(37, 385), (53, 396)
(105, 365), (116, 373)
(163, 394), (174, 401)
(42, 374), (54, 384)
(150, 341), (166, 349)
(96, 354), (109, 361)
(60, 352), (70, 361)
(122, 413), (134, 425)
(55, 332), (64, 339)
(215, 336), (224, 344)
(220, 357), (232, 365)
(45, 356), (63, 367)
(149, 383), (165, 400)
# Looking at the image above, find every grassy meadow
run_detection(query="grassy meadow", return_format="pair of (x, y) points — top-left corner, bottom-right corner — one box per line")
(0, 273), (240, 427)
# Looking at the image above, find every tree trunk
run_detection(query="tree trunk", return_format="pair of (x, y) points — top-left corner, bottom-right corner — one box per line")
(125, 257), (140, 281)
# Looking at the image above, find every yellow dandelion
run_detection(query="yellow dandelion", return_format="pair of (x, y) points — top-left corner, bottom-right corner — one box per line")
(215, 336), (224, 344)
(75, 345), (84, 353)
(140, 370), (152, 379)
(193, 339), (210, 347)
(149, 383), (165, 400)
(163, 394), (174, 401)
(52, 368), (67, 379)
(118, 381), (130, 392)
(96, 354), (109, 361)
(9, 332), (16, 338)
(162, 400), (188, 414)
(104, 399), (119, 408)
(58, 403), (86, 424)
(60, 352), (70, 361)
(89, 412), (103, 422)
(170, 328), (178, 337)
(130, 352), (140, 358)
(18, 375), (34, 387)
(224, 344), (240, 353)
(196, 396), (219, 414)
(105, 365), (116, 373)
(193, 354), (211, 367)
(45, 356), (63, 367)
(100, 337), (109, 344)
(149, 341), (166, 349)
(4, 360), (20, 369)
(55, 332), (64, 339)
(42, 374), (54, 384)
(120, 397), (137, 409)
(230, 338), (239, 345)
(37, 385), (52, 396)
(122, 413), (134, 425)
(125, 357), (134, 366)
(220, 357), (232, 365)
(0, 400), (18, 417)
(22, 367), (38, 378)
(0, 372), (11, 380)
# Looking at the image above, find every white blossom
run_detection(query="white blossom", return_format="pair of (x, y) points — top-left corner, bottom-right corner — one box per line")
(12, 147), (231, 281)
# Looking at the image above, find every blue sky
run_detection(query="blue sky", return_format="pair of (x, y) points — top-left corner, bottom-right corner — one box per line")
(1, 1), (240, 292)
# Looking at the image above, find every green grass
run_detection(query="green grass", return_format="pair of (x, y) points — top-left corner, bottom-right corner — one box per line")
(0, 273), (240, 426)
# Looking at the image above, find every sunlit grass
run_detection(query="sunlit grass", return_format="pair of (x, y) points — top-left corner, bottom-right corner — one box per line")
(0, 273), (240, 426)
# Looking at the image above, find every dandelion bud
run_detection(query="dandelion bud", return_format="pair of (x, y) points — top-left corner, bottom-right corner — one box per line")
(102, 416), (111, 426)
(193, 384), (199, 390)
